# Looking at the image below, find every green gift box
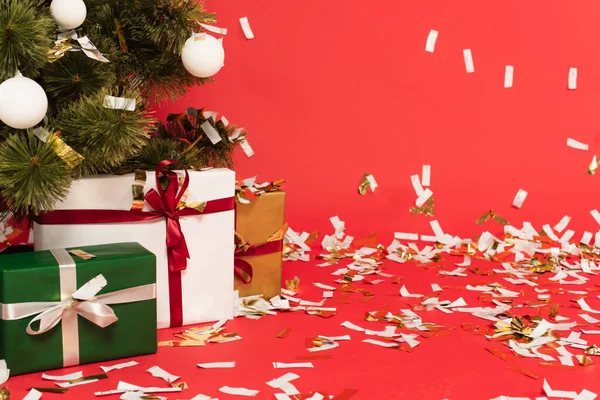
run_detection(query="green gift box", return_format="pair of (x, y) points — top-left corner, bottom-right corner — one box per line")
(0, 242), (157, 376)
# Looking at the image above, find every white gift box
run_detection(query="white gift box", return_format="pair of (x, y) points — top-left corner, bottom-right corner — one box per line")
(34, 168), (235, 329)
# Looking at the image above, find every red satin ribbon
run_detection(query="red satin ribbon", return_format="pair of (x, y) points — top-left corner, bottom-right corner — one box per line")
(234, 240), (283, 284)
(36, 160), (235, 328)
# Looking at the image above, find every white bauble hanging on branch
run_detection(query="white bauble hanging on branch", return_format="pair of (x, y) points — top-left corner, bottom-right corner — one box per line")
(181, 33), (225, 78)
(0, 73), (48, 130)
(50, 0), (87, 30)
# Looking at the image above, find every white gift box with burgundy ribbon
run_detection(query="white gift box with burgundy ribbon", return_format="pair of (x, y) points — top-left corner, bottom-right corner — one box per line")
(34, 161), (235, 329)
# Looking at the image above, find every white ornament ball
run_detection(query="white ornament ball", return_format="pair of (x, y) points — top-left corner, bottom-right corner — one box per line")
(181, 33), (225, 78)
(50, 0), (87, 30)
(0, 75), (48, 130)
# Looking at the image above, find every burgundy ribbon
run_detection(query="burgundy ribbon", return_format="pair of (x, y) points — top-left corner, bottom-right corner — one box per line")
(234, 240), (283, 284)
(36, 160), (235, 328)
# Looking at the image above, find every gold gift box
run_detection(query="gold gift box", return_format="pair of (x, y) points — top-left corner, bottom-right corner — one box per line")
(234, 191), (285, 298)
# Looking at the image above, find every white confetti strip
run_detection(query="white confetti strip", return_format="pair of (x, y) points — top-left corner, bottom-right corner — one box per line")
(574, 390), (598, 400)
(512, 189), (528, 209)
(57, 379), (99, 388)
(219, 386), (259, 397)
(415, 188), (433, 207)
(410, 174), (424, 196)
(591, 209), (600, 225)
(42, 371), (83, 380)
(116, 382), (183, 394)
(146, 366), (179, 384)
(365, 174), (378, 192)
(103, 95), (136, 111)
(341, 321), (366, 332)
(198, 22), (228, 35)
(22, 389), (42, 400)
(504, 65), (514, 88)
(430, 220), (445, 239)
(431, 283), (443, 292)
(394, 232), (419, 241)
(400, 285), (423, 298)
(266, 373), (300, 396)
(239, 17), (255, 40)
(273, 362), (314, 369)
(463, 49), (474, 73)
(323, 291), (333, 298)
(190, 395), (215, 400)
(580, 314), (600, 324)
(554, 215), (572, 232)
(100, 360), (138, 373)
(200, 121), (222, 145)
(567, 138), (589, 151)
(560, 230), (575, 243)
(425, 30), (438, 53)
(240, 139), (254, 157)
(318, 335), (351, 341)
(313, 282), (336, 290)
(421, 165), (431, 186)
(197, 362), (236, 369)
(543, 379), (578, 398)
(568, 67), (578, 90)
(362, 339), (399, 348)
(578, 298), (600, 314)
(77, 36), (109, 62)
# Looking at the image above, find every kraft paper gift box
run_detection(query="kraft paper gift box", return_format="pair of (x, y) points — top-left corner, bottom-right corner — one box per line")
(234, 191), (285, 299)
(34, 162), (235, 328)
(0, 242), (156, 376)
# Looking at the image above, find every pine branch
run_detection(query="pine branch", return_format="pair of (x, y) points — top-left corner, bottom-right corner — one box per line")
(0, 0), (55, 80)
(0, 132), (72, 216)
(130, 135), (201, 171)
(42, 50), (116, 108)
(54, 88), (155, 176)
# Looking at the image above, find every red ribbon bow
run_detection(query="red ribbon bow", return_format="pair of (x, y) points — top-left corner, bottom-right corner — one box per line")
(234, 240), (283, 285)
(36, 160), (235, 327)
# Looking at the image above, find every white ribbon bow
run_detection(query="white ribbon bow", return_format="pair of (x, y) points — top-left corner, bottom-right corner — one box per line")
(26, 274), (117, 335)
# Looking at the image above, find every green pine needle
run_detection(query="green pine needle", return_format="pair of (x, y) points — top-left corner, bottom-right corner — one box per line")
(54, 88), (155, 176)
(0, 0), (55, 80)
(132, 137), (201, 171)
(43, 51), (116, 106)
(0, 132), (72, 216)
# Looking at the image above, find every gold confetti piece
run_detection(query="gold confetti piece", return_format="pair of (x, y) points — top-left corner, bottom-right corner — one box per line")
(277, 328), (292, 338)
(68, 249), (96, 260)
(549, 303), (559, 320)
(358, 173), (377, 195)
(0, 388), (9, 400)
(286, 276), (300, 290)
(48, 38), (73, 62)
(409, 196), (434, 216)
(585, 345), (599, 355)
(588, 155), (598, 175)
(476, 209), (509, 225)
(172, 382), (188, 389)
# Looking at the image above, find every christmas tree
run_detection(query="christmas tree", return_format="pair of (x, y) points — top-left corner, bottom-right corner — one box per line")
(0, 0), (244, 219)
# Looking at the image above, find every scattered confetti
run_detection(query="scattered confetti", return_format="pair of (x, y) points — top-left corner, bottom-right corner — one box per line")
(239, 17), (255, 40)
(463, 49), (474, 73)
(568, 138), (589, 151)
(425, 30), (438, 53)
(512, 189), (528, 209)
(504, 65), (514, 88)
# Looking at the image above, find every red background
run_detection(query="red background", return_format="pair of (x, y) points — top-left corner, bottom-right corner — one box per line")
(6, 1), (600, 399)
(156, 0), (600, 240)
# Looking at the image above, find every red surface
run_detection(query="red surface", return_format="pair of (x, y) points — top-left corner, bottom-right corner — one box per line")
(4, 256), (600, 399)
(155, 0), (600, 240)
(7, 0), (600, 398)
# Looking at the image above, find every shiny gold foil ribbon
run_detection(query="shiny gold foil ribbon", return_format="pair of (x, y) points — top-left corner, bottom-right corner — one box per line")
(358, 173), (371, 196)
(48, 134), (84, 169)
(475, 209), (509, 225)
(48, 38), (73, 62)
(0, 387), (9, 400)
(285, 276), (300, 290)
(588, 155), (598, 176)
(410, 197), (434, 217)
(585, 345), (599, 355)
